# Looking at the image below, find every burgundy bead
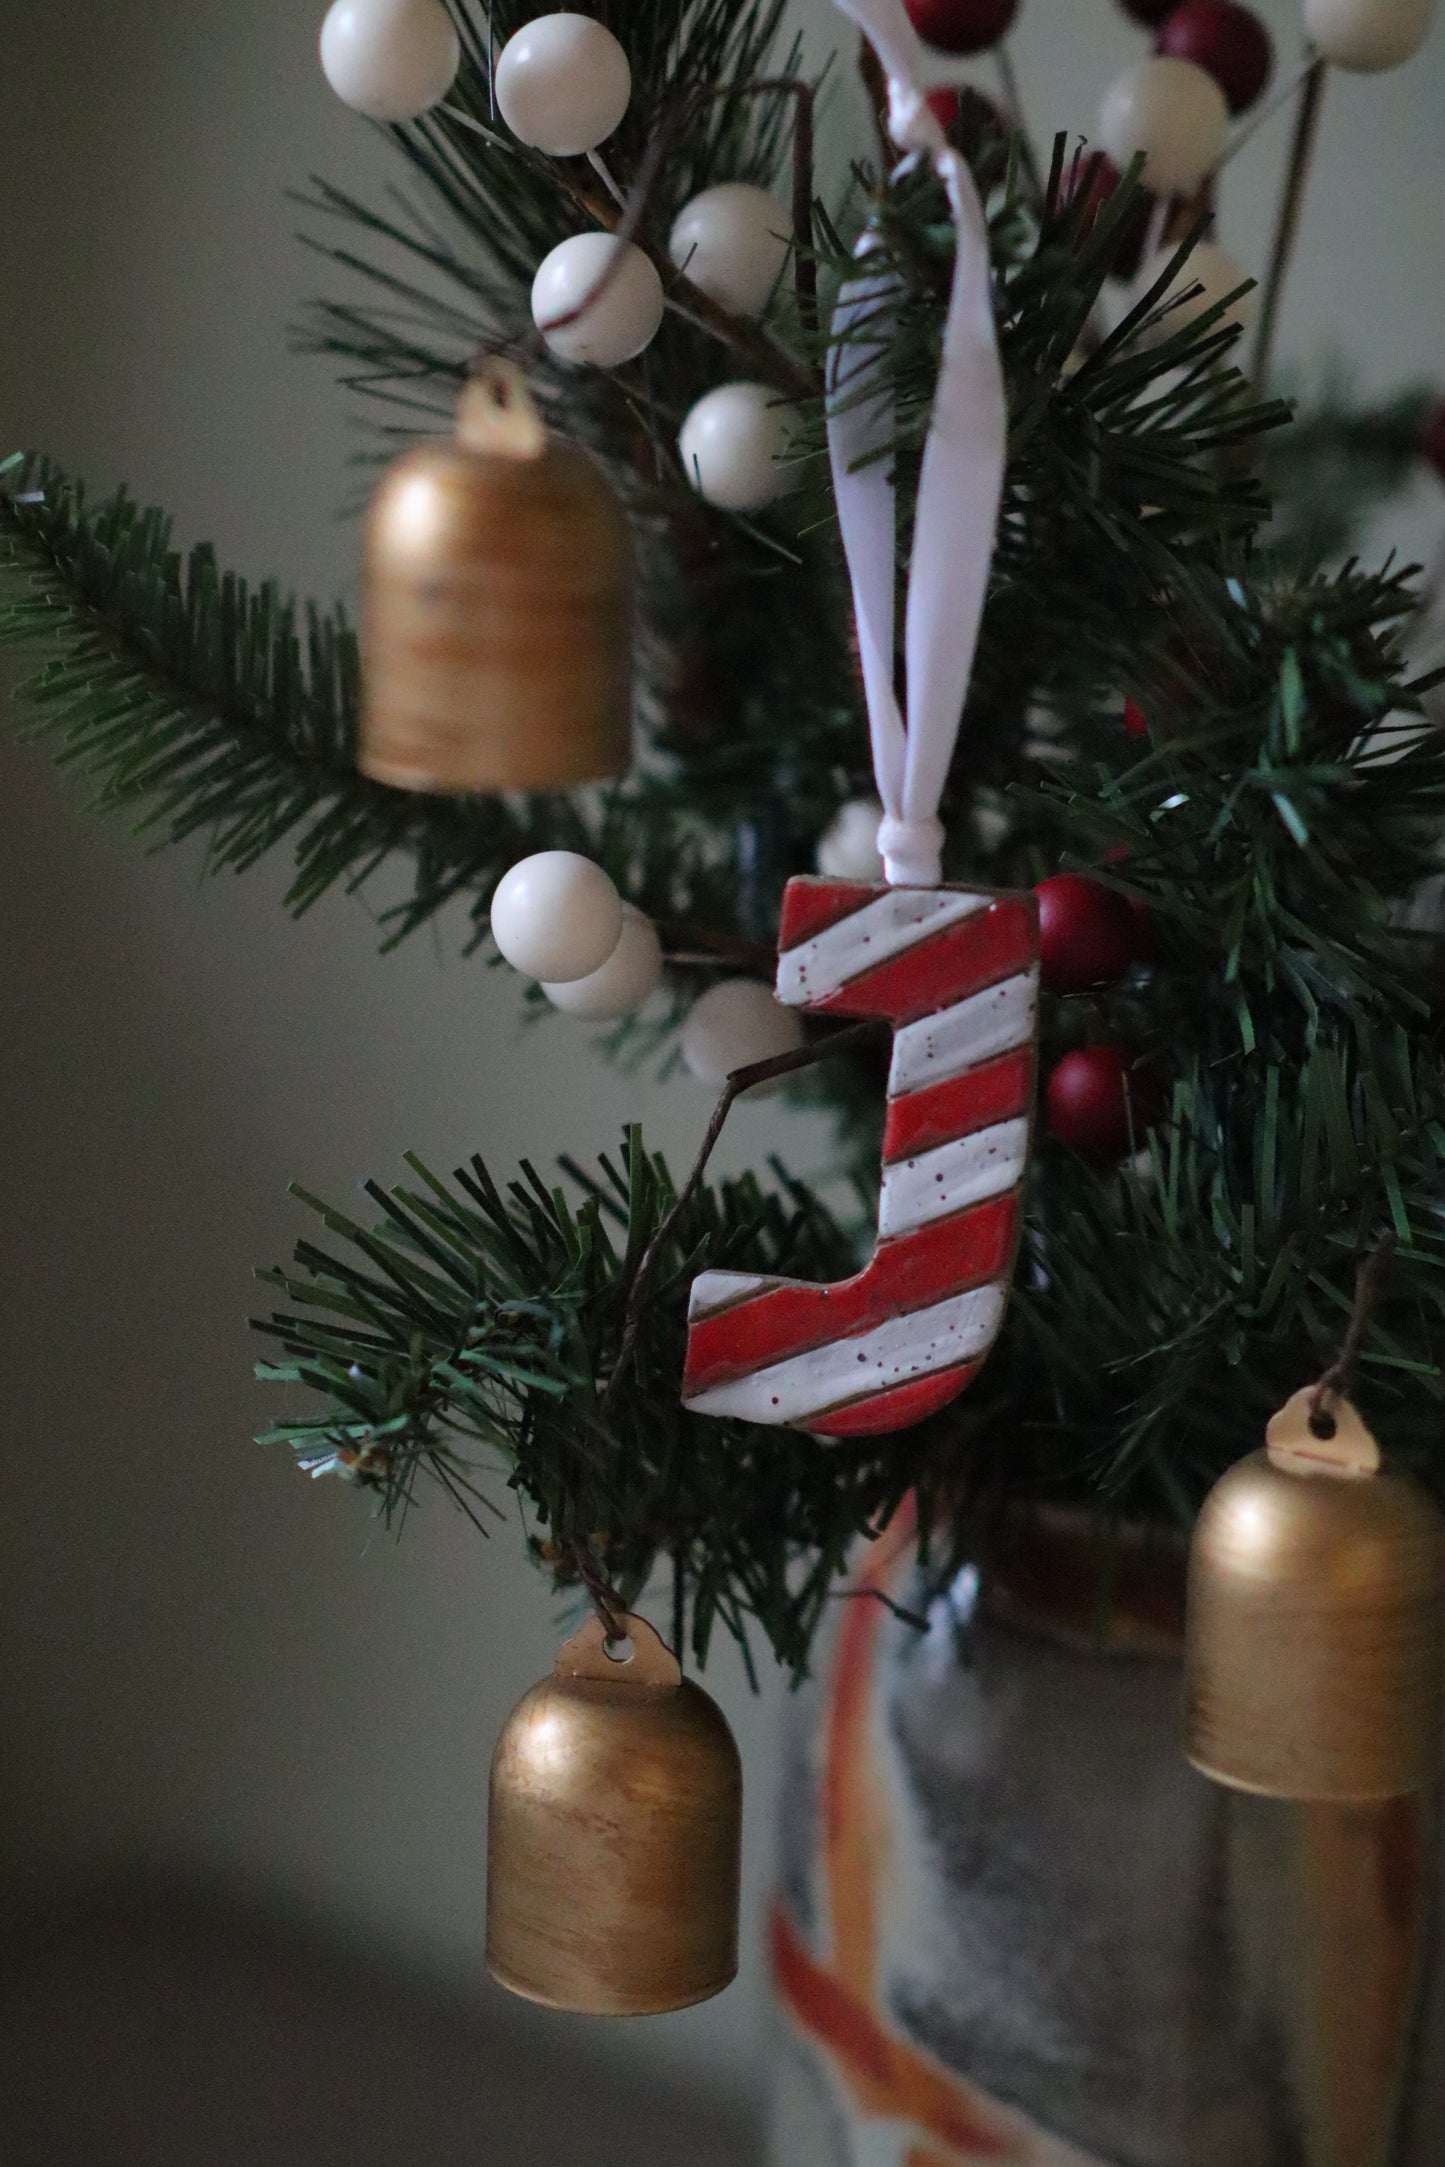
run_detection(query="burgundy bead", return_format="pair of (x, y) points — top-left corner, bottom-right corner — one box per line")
(1036, 874), (1139, 995)
(904, 0), (1019, 56)
(1046, 1045), (1141, 1161)
(1061, 152), (1154, 278)
(925, 85), (962, 135)
(1157, 0), (1273, 114)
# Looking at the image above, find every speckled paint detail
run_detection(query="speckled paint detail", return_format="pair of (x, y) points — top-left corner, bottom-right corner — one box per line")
(683, 877), (1039, 1436)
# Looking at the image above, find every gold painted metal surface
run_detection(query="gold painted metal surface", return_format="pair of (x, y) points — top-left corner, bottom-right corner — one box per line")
(1186, 1445), (1445, 1800)
(360, 372), (632, 794)
(486, 1613), (742, 2016)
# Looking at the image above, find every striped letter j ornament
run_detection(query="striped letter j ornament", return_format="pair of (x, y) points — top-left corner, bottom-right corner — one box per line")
(682, 875), (1040, 1438)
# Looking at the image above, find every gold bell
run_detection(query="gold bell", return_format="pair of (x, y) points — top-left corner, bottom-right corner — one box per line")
(486, 1612), (742, 2015)
(1186, 1388), (1445, 1801)
(360, 361), (632, 794)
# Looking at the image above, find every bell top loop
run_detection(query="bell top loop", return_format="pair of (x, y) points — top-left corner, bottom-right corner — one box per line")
(1266, 1386), (1381, 1480)
(456, 359), (547, 461)
(556, 1611), (682, 1689)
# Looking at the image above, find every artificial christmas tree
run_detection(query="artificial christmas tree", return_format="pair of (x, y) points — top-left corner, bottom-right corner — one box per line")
(3, 0), (1445, 2158)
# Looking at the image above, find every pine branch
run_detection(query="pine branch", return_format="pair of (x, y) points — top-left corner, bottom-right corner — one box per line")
(11, 0), (1445, 1679)
(0, 457), (543, 943)
(256, 1129), (946, 1680)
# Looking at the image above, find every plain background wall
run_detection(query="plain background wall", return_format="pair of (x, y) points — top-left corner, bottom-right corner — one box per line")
(1, 0), (1441, 2115)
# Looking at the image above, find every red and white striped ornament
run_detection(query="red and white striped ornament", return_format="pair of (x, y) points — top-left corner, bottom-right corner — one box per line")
(682, 0), (1028, 1442)
(683, 876), (1039, 1435)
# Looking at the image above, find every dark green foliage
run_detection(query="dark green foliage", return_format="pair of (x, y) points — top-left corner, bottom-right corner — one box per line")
(1260, 383), (1437, 565)
(257, 1131), (940, 1678)
(0, 456), (538, 944)
(5, 0), (1445, 1672)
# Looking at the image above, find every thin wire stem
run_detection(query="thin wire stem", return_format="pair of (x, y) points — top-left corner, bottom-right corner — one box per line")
(1250, 57), (1327, 397)
(586, 148), (629, 210)
(1215, 56), (1316, 173)
(992, 42), (1045, 205)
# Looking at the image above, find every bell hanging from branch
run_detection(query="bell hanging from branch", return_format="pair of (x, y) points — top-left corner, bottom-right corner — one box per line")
(487, 1612), (742, 2015)
(360, 359), (633, 793)
(1185, 1387), (1445, 1801)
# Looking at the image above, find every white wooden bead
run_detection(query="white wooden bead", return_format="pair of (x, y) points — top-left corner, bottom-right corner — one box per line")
(490, 852), (623, 982)
(531, 234), (665, 367)
(494, 14), (632, 155)
(543, 904), (663, 1018)
(1134, 241), (1254, 343)
(1304, 0), (1434, 69)
(668, 184), (790, 318)
(682, 979), (805, 1089)
(1099, 56), (1229, 196)
(319, 0), (459, 121)
(678, 383), (803, 513)
(815, 799), (885, 883)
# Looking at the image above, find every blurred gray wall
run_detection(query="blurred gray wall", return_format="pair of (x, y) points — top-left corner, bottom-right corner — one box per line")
(0, 0), (1440, 2122)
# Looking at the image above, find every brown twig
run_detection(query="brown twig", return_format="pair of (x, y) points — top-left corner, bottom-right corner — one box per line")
(856, 37), (893, 169)
(745, 76), (819, 339)
(533, 125), (673, 342)
(656, 917), (778, 973)
(670, 75), (821, 337)
(595, 1017), (887, 1432)
(1250, 57), (1327, 398)
(540, 100), (819, 398)
(1309, 1230), (1398, 1433)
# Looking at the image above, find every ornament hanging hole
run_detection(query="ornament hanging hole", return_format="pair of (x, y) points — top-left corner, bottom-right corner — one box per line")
(1265, 1386), (1381, 1478)
(555, 1610), (683, 1688)
(456, 359), (547, 461)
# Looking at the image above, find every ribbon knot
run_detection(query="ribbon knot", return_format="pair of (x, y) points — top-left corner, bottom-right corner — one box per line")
(876, 813), (947, 888)
(886, 77), (946, 158)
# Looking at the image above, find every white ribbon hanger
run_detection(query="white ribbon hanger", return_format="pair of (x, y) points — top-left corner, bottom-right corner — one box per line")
(825, 0), (1008, 888)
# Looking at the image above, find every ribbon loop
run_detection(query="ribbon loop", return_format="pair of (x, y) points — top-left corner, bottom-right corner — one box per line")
(825, 0), (1008, 889)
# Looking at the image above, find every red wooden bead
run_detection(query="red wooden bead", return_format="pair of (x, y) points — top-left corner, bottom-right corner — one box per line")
(1422, 397), (1445, 483)
(905, 0), (1019, 56)
(1157, 1), (1273, 113)
(1046, 1044), (1139, 1161)
(1035, 874), (1138, 994)
(1123, 696), (1149, 738)
(925, 85), (962, 134)
(927, 87), (1009, 142)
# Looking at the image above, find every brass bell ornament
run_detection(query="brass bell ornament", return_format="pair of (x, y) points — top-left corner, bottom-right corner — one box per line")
(486, 1612), (742, 2015)
(360, 361), (633, 794)
(1186, 1388), (1445, 1801)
